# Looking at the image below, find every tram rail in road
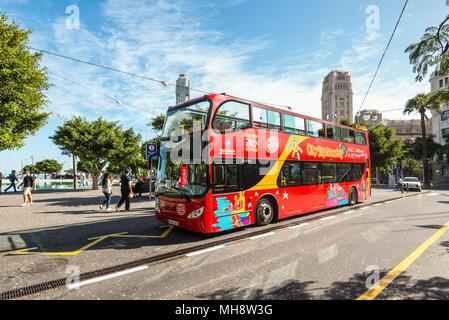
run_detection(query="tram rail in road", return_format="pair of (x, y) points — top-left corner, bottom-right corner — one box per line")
(0, 190), (434, 300)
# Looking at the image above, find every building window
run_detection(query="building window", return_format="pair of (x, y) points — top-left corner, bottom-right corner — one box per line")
(440, 79), (444, 88)
(443, 166), (449, 177)
(442, 111), (449, 121)
(443, 128), (449, 138)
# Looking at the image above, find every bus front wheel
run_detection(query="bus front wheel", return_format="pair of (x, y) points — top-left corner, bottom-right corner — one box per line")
(348, 188), (357, 206)
(255, 198), (274, 226)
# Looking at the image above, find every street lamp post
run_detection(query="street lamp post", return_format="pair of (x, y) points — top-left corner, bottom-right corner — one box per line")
(73, 154), (77, 190)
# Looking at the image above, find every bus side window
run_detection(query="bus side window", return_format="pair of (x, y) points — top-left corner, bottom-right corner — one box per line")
(213, 165), (226, 189)
(348, 130), (355, 143)
(342, 128), (354, 143)
(355, 131), (367, 145)
(284, 114), (306, 135)
(213, 164), (240, 193)
(301, 162), (321, 185)
(326, 125), (341, 141)
(212, 101), (250, 133)
(253, 106), (281, 130)
(307, 120), (326, 138)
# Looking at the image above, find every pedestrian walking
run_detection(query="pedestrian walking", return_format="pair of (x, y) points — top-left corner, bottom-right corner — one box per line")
(79, 173), (85, 187)
(100, 172), (113, 212)
(17, 171), (36, 206)
(4, 170), (19, 192)
(115, 169), (133, 212)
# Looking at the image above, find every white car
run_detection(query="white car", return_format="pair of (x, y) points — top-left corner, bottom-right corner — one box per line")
(402, 177), (421, 191)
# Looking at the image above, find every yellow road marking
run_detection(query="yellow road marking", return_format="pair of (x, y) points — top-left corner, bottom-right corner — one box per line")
(0, 226), (174, 258)
(1, 247), (38, 258)
(357, 219), (449, 300)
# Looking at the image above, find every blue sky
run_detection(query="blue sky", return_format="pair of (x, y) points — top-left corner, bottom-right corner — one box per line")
(0, 0), (447, 173)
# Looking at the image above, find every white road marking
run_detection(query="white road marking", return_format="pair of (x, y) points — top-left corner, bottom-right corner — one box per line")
(320, 216), (336, 221)
(289, 223), (309, 229)
(428, 193), (440, 196)
(249, 232), (275, 240)
(360, 207), (370, 210)
(374, 203), (381, 206)
(344, 210), (355, 215)
(67, 265), (149, 289)
(186, 245), (226, 257)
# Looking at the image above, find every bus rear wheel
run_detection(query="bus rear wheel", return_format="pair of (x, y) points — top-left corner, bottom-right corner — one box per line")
(348, 188), (357, 206)
(255, 198), (274, 226)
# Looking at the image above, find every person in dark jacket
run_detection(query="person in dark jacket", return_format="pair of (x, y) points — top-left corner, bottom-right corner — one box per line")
(5, 170), (19, 192)
(115, 169), (133, 212)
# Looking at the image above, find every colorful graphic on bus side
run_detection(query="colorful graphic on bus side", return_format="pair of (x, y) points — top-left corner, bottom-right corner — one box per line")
(213, 192), (251, 231)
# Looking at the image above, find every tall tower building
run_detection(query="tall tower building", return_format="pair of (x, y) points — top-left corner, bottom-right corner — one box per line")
(321, 70), (354, 124)
(176, 74), (190, 104)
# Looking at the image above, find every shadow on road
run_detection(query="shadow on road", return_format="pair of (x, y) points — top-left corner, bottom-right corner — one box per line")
(195, 270), (449, 300)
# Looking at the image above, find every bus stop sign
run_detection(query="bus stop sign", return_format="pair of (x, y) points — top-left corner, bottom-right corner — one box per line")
(146, 143), (158, 159)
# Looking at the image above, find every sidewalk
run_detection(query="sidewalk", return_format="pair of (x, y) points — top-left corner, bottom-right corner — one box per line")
(0, 186), (155, 234)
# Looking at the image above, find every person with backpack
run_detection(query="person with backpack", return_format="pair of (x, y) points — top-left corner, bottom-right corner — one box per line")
(100, 172), (113, 212)
(115, 169), (133, 212)
(5, 170), (19, 193)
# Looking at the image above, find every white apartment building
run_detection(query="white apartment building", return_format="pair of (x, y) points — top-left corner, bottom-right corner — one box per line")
(430, 73), (449, 183)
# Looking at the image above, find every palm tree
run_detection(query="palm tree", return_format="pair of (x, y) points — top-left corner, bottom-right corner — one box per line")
(404, 93), (443, 187)
(405, 15), (449, 82)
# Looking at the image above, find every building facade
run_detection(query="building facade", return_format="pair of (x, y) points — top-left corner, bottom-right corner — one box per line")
(355, 109), (431, 143)
(430, 73), (449, 185)
(176, 74), (190, 105)
(321, 70), (354, 124)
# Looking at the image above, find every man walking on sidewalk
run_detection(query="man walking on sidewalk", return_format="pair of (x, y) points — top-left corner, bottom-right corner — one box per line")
(17, 171), (36, 206)
(116, 169), (133, 212)
(4, 170), (19, 193)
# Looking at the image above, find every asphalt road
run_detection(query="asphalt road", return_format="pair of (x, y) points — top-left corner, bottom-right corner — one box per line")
(6, 190), (449, 301)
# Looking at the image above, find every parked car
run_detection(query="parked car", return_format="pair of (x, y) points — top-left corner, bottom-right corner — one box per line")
(402, 177), (421, 191)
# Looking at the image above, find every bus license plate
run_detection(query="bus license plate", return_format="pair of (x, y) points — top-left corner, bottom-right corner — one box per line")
(168, 219), (179, 226)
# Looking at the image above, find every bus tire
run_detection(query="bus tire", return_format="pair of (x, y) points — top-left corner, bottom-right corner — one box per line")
(348, 188), (357, 206)
(254, 197), (274, 226)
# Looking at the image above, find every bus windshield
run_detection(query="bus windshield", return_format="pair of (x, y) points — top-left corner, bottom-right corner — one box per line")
(156, 149), (208, 198)
(162, 100), (210, 139)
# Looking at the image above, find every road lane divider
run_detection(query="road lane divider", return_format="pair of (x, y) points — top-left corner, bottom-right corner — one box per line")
(249, 232), (275, 240)
(186, 245), (226, 257)
(357, 219), (449, 300)
(67, 266), (149, 289)
(320, 216), (336, 221)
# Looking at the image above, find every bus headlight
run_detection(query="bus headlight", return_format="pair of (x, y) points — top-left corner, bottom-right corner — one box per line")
(187, 207), (204, 219)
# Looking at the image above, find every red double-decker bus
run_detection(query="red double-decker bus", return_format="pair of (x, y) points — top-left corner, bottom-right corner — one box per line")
(155, 94), (371, 233)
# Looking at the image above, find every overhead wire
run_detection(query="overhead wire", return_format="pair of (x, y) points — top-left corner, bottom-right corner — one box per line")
(46, 70), (166, 117)
(357, 0), (409, 114)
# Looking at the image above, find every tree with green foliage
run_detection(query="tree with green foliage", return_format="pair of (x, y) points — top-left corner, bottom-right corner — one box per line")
(0, 13), (51, 151)
(339, 118), (352, 126)
(368, 124), (405, 174)
(146, 113), (166, 145)
(22, 164), (39, 175)
(405, 10), (449, 82)
(404, 92), (443, 187)
(50, 117), (142, 190)
(35, 159), (63, 179)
